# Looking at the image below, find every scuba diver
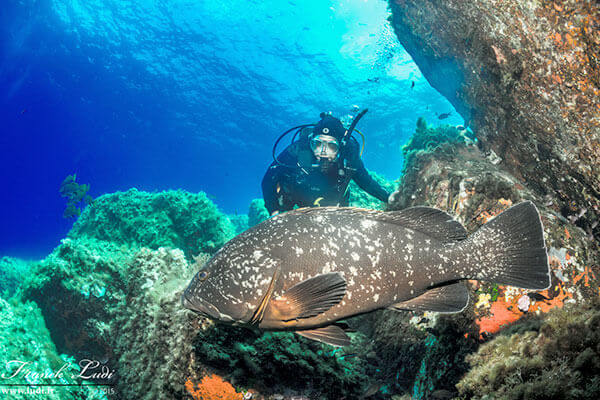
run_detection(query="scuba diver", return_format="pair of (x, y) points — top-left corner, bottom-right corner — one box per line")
(262, 109), (392, 215)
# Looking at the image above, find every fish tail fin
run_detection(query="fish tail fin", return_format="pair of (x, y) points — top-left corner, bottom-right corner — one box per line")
(459, 201), (550, 290)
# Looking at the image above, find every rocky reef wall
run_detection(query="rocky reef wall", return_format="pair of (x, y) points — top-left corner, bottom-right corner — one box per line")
(388, 0), (600, 241)
(381, 119), (600, 399)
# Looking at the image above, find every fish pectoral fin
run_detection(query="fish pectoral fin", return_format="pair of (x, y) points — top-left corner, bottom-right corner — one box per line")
(295, 325), (351, 347)
(270, 272), (347, 321)
(388, 282), (470, 314)
(249, 267), (280, 325)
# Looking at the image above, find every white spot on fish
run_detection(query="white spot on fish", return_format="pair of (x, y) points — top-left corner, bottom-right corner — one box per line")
(351, 252), (360, 261)
(361, 219), (376, 230)
(373, 293), (379, 302)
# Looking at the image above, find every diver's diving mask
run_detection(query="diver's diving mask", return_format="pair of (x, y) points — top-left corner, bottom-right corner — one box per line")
(310, 133), (340, 162)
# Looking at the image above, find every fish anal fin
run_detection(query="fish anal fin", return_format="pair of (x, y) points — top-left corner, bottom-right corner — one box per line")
(389, 282), (470, 313)
(296, 325), (351, 347)
(268, 272), (347, 321)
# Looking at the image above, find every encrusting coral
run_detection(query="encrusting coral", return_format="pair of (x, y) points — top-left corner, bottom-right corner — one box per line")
(185, 375), (243, 400)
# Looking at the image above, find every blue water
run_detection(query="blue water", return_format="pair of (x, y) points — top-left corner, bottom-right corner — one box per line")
(0, 0), (462, 259)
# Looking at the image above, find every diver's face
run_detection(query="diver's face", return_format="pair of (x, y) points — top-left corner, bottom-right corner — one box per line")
(310, 133), (339, 162)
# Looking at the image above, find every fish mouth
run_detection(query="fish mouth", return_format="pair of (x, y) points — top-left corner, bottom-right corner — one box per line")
(181, 293), (234, 322)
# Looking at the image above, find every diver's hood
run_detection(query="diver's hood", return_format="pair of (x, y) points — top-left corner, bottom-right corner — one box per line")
(312, 115), (346, 140)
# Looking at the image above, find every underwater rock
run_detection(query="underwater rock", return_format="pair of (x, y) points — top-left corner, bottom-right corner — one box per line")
(379, 121), (599, 398)
(19, 189), (374, 399)
(111, 247), (207, 400)
(456, 300), (600, 399)
(18, 190), (235, 371)
(19, 237), (134, 359)
(0, 297), (103, 399)
(229, 213), (250, 234)
(248, 198), (269, 227)
(388, 0), (600, 242)
(348, 170), (396, 209)
(69, 188), (235, 258)
(0, 256), (31, 298)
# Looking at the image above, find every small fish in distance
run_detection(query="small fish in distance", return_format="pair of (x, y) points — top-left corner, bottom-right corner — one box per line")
(182, 202), (550, 346)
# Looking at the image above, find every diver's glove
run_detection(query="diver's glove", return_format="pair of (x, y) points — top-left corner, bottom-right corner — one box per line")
(387, 189), (401, 205)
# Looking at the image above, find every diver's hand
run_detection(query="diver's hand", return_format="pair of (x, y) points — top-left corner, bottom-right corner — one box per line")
(387, 190), (401, 205)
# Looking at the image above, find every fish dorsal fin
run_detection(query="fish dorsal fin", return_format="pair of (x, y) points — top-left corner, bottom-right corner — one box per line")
(249, 268), (280, 325)
(296, 325), (351, 347)
(269, 272), (346, 322)
(374, 207), (467, 243)
(289, 206), (466, 243)
(388, 282), (470, 313)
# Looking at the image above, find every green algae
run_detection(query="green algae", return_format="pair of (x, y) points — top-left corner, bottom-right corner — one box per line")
(348, 170), (396, 209)
(0, 257), (32, 298)
(0, 297), (105, 400)
(68, 188), (235, 258)
(193, 323), (371, 399)
(248, 198), (269, 227)
(401, 118), (475, 169)
(457, 300), (600, 400)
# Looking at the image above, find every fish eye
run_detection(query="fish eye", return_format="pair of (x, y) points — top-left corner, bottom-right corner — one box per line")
(198, 271), (209, 281)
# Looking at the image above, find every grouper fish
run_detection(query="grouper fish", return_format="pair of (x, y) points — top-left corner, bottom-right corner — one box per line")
(182, 201), (550, 346)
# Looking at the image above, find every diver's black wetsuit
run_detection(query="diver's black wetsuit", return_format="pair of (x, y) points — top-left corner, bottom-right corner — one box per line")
(262, 135), (390, 215)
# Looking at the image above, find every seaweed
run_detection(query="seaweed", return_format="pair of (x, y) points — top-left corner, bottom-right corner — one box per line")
(457, 300), (600, 400)
(59, 174), (93, 219)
